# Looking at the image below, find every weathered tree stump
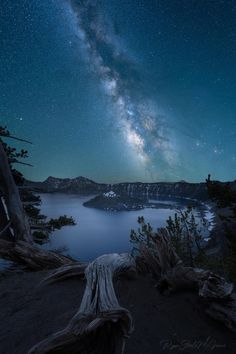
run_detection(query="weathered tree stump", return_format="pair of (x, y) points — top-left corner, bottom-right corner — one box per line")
(29, 253), (135, 354)
(199, 273), (236, 333)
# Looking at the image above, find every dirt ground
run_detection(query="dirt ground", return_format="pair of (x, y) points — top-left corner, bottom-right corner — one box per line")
(0, 270), (235, 354)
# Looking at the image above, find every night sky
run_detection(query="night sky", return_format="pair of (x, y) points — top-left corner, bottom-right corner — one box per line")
(1, 0), (236, 183)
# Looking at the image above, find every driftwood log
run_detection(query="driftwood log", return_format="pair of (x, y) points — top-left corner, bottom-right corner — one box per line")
(29, 253), (135, 354)
(136, 227), (236, 332)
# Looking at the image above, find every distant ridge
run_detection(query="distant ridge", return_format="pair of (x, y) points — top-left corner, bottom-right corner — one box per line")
(26, 176), (236, 200)
(27, 176), (236, 200)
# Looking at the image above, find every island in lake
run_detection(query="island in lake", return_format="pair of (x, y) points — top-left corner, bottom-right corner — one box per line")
(83, 190), (145, 211)
(83, 190), (178, 211)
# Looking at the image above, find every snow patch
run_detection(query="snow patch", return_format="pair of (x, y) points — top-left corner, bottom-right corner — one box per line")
(103, 191), (117, 198)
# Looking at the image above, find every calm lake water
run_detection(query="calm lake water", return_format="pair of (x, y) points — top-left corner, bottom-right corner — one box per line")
(39, 193), (214, 262)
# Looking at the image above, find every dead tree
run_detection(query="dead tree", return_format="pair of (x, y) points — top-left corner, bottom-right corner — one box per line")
(0, 135), (74, 269)
(29, 253), (135, 354)
(132, 225), (236, 333)
(0, 141), (32, 243)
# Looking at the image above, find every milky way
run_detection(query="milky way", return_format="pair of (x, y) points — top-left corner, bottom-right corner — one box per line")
(1, 0), (236, 182)
(67, 0), (178, 176)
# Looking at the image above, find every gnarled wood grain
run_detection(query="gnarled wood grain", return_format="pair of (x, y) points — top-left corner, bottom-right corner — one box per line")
(29, 253), (135, 354)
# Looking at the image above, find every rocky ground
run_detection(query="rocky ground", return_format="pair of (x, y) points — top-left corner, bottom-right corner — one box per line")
(0, 269), (235, 354)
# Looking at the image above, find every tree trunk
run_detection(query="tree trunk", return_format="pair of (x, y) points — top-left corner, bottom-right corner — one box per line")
(0, 239), (74, 270)
(0, 196), (13, 239)
(0, 140), (81, 270)
(29, 253), (136, 354)
(0, 141), (32, 243)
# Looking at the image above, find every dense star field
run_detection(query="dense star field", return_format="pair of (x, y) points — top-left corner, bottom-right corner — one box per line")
(0, 0), (236, 182)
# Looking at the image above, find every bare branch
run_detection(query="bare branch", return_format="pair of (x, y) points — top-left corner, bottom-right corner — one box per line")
(13, 160), (34, 167)
(0, 220), (12, 237)
(0, 133), (33, 145)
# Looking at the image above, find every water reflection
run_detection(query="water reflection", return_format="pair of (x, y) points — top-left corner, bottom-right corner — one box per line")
(39, 193), (214, 262)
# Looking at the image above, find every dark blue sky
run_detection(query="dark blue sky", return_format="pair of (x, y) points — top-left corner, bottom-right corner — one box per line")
(1, 0), (236, 182)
